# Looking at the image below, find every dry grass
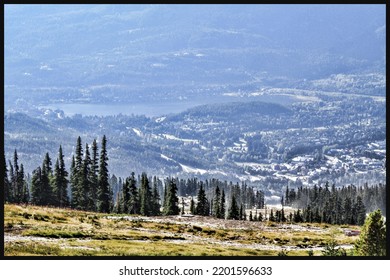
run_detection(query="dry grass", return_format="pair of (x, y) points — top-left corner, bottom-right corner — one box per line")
(4, 204), (359, 256)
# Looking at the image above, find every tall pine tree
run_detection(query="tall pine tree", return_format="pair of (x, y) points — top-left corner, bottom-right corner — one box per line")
(53, 145), (69, 207)
(195, 183), (209, 216)
(163, 178), (179, 215)
(89, 139), (99, 211)
(81, 143), (92, 210)
(30, 166), (43, 205)
(212, 185), (221, 218)
(128, 172), (139, 214)
(140, 172), (152, 216)
(4, 154), (11, 203)
(97, 135), (111, 213)
(227, 194), (240, 220)
(151, 176), (161, 216)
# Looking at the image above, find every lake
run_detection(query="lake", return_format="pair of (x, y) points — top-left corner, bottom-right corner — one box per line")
(44, 94), (300, 117)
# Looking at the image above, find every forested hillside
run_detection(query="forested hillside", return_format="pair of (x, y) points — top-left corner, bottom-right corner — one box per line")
(4, 136), (385, 226)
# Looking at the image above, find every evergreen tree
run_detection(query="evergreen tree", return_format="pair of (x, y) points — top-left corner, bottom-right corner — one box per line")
(239, 204), (244, 220)
(42, 152), (54, 205)
(212, 185), (221, 218)
(122, 177), (130, 213)
(70, 136), (84, 209)
(163, 178), (179, 215)
(97, 135), (111, 213)
(8, 160), (15, 203)
(70, 155), (79, 208)
(354, 209), (386, 256)
(343, 197), (353, 224)
(81, 143), (92, 210)
(4, 154), (11, 203)
(12, 149), (23, 203)
(190, 197), (195, 214)
(195, 183), (209, 216)
(40, 159), (52, 205)
(227, 194), (240, 220)
(151, 176), (161, 216)
(128, 172), (139, 214)
(89, 139), (99, 211)
(355, 196), (366, 226)
(269, 209), (276, 222)
(53, 146), (69, 207)
(181, 197), (185, 215)
(30, 166), (43, 205)
(220, 189), (226, 219)
(140, 172), (152, 216)
(281, 207), (286, 222)
(19, 164), (29, 203)
(43, 152), (53, 176)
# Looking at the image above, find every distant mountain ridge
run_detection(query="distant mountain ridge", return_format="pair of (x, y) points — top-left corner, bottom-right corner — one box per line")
(5, 4), (385, 90)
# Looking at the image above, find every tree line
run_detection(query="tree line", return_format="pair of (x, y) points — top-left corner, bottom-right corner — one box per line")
(282, 182), (386, 225)
(4, 135), (384, 226)
(3, 135), (265, 220)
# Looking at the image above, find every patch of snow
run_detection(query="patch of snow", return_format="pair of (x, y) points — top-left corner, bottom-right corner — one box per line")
(179, 164), (208, 175)
(132, 128), (142, 137)
(161, 154), (176, 162)
(162, 134), (199, 144)
(155, 116), (166, 123)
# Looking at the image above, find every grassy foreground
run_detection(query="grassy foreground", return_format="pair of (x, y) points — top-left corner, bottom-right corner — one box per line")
(4, 204), (359, 256)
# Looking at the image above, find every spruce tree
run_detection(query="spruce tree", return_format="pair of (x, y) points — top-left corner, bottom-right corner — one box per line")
(40, 159), (52, 205)
(19, 164), (29, 204)
(227, 194), (240, 220)
(8, 160), (15, 203)
(140, 172), (152, 216)
(355, 196), (366, 226)
(42, 153), (54, 205)
(70, 136), (83, 209)
(128, 172), (139, 214)
(195, 183), (209, 216)
(239, 204), (244, 220)
(151, 176), (161, 216)
(190, 197), (195, 214)
(53, 146), (69, 207)
(97, 135), (111, 213)
(163, 178), (179, 215)
(122, 178), (130, 213)
(89, 139), (99, 211)
(343, 197), (353, 224)
(81, 143), (92, 210)
(12, 149), (23, 203)
(212, 185), (221, 218)
(30, 166), (43, 205)
(70, 155), (79, 208)
(269, 209), (275, 222)
(220, 189), (226, 219)
(181, 197), (185, 215)
(4, 154), (11, 203)
(354, 209), (386, 256)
